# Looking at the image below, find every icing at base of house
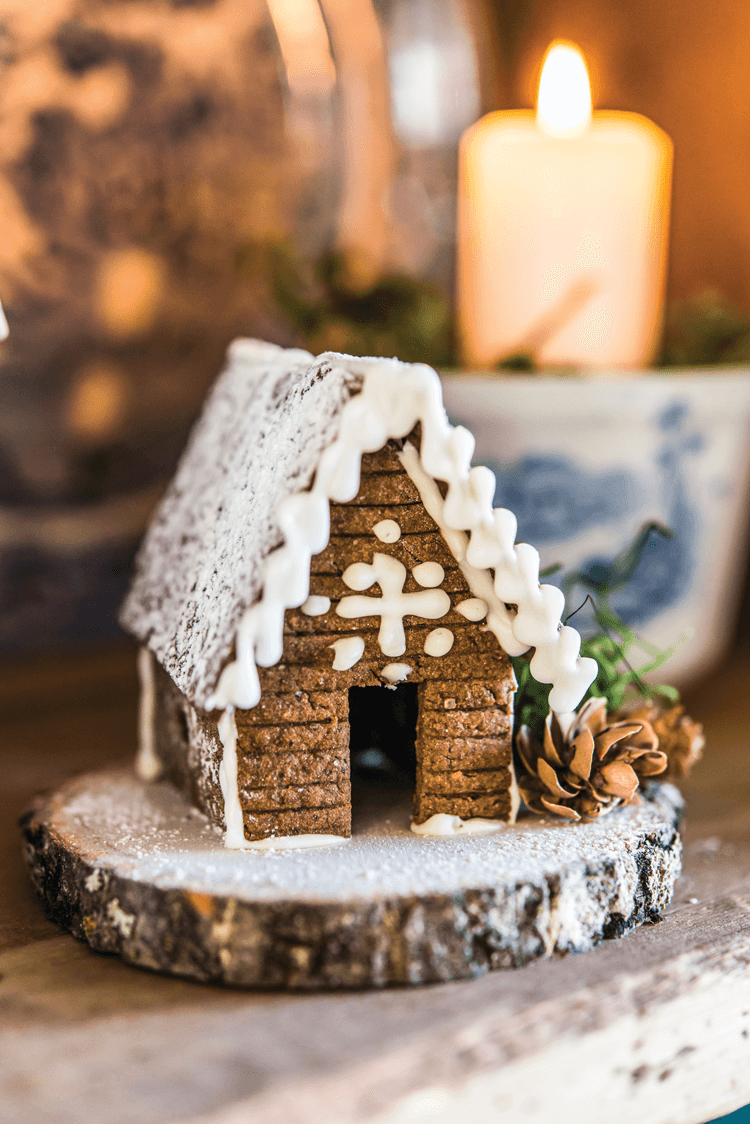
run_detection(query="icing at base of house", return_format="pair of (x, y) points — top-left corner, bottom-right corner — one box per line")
(411, 814), (507, 837)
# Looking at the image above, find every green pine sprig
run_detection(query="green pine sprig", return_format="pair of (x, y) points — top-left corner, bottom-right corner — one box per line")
(512, 523), (683, 743)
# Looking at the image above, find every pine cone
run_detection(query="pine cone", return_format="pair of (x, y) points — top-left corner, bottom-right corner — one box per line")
(516, 697), (668, 821)
(618, 700), (704, 779)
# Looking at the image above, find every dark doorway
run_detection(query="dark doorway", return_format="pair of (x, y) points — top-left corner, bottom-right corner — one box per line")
(348, 684), (418, 792)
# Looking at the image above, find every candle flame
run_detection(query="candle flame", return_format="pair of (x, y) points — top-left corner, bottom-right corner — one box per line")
(536, 42), (592, 138)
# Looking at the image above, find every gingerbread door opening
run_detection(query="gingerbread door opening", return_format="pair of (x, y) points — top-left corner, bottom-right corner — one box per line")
(349, 685), (419, 822)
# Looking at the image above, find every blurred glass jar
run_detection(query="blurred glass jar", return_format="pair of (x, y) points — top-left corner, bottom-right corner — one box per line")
(0, 0), (496, 654)
(269, 0), (499, 364)
(381, 0), (498, 292)
(288, 0), (498, 291)
(0, 2), (297, 505)
(0, 0), (300, 652)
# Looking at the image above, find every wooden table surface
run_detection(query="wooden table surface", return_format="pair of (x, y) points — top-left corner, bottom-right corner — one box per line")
(2, 645), (750, 1124)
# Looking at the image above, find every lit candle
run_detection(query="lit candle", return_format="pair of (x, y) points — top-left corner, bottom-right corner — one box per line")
(457, 42), (672, 368)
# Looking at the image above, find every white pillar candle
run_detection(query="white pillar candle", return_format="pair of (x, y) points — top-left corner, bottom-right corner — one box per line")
(457, 42), (672, 368)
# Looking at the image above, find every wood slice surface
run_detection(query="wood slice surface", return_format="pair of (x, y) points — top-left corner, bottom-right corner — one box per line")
(22, 769), (683, 990)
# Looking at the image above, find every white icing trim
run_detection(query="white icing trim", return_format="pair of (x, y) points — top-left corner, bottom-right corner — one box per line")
(411, 814), (506, 837)
(373, 518), (401, 542)
(208, 360), (595, 714)
(135, 646), (161, 781)
(398, 442), (597, 713)
(424, 627), (454, 657)
(0, 300), (8, 341)
(330, 636), (365, 670)
(397, 443), (525, 657)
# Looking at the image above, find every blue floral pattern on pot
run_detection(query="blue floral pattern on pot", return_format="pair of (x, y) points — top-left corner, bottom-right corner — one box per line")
(463, 399), (703, 631)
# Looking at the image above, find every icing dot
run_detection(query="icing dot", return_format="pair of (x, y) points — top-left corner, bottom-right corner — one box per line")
(342, 561), (377, 591)
(381, 662), (412, 683)
(413, 561), (444, 588)
(329, 636), (365, 670)
(373, 519), (401, 543)
(455, 597), (488, 622)
(424, 627), (454, 657)
(301, 595), (331, 616)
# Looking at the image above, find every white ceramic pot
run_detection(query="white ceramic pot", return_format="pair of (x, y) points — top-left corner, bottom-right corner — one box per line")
(440, 369), (750, 688)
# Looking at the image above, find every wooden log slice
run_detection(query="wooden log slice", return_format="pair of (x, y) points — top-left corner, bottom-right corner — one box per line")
(21, 769), (683, 990)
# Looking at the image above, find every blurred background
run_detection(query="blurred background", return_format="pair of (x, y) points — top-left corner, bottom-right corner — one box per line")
(2, 9), (750, 1120)
(2, 0), (750, 667)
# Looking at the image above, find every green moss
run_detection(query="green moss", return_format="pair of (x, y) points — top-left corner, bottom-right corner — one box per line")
(236, 240), (457, 369)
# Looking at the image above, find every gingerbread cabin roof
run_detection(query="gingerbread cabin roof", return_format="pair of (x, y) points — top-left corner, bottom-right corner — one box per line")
(121, 341), (597, 716)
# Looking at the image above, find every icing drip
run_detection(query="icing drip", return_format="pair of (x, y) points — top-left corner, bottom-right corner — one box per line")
(412, 561), (445, 588)
(330, 636), (365, 670)
(411, 814), (505, 836)
(0, 300), (8, 340)
(424, 627), (454, 657)
(373, 518), (401, 543)
(301, 594), (331, 615)
(381, 662), (412, 683)
(338, 553), (450, 657)
(241, 834), (346, 851)
(217, 707), (247, 849)
(398, 443), (523, 657)
(208, 359), (595, 716)
(135, 647), (161, 782)
(455, 597), (488, 622)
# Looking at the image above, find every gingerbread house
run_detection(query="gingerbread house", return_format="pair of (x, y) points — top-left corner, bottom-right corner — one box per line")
(121, 341), (597, 847)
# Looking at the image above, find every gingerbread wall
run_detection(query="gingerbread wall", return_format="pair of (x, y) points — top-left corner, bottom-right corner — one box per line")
(154, 439), (516, 841)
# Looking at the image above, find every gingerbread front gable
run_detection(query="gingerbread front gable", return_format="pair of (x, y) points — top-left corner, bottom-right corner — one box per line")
(235, 441), (520, 842)
(122, 341), (597, 848)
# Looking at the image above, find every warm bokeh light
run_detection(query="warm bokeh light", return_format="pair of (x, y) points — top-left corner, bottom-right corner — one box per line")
(96, 248), (165, 340)
(65, 362), (128, 442)
(536, 41), (592, 138)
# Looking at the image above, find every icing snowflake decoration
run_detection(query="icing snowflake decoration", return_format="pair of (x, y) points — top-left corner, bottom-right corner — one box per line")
(333, 516), (461, 669)
(337, 553), (450, 657)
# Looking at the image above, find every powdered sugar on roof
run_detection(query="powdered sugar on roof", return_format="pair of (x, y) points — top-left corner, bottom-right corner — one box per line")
(120, 341), (360, 705)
